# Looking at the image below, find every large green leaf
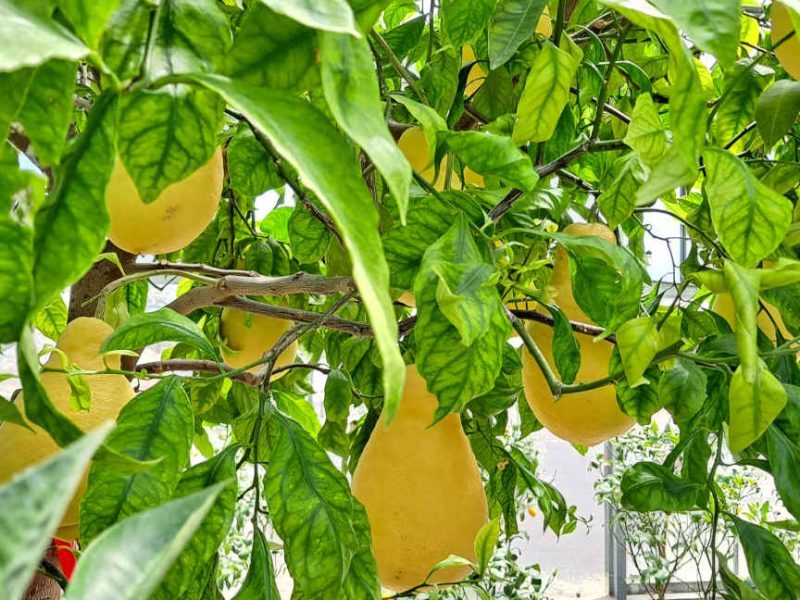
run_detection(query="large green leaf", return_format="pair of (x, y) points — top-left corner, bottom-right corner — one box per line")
(441, 0), (495, 45)
(0, 0), (88, 71)
(234, 529), (281, 600)
(734, 518), (800, 599)
(703, 148), (792, 268)
(32, 92), (117, 309)
(616, 316), (659, 387)
(67, 484), (227, 600)
(488, 0), (548, 69)
(659, 358), (707, 425)
(319, 31), (411, 220)
(153, 447), (238, 599)
(598, 155), (646, 228)
(0, 425), (110, 600)
(756, 80), (800, 148)
(192, 73), (405, 421)
(101, 308), (219, 360)
(650, 0), (741, 67)
(438, 130), (539, 191)
(100, 0), (152, 82)
(11, 59), (76, 167)
(620, 462), (705, 512)
(33, 293), (67, 341)
(226, 4), (316, 91)
(259, 0), (360, 36)
(415, 216), (511, 419)
(0, 219), (33, 343)
(729, 361), (787, 453)
(339, 500), (381, 599)
(766, 425), (800, 520)
(713, 60), (771, 152)
(80, 377), (194, 543)
(512, 38), (582, 143)
(289, 204), (332, 264)
(58, 0), (121, 48)
(264, 409), (378, 599)
(146, 0), (230, 81)
(227, 123), (282, 198)
(118, 86), (223, 202)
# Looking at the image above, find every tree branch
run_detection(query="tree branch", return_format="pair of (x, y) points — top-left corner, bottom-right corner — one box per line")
(166, 272), (355, 315)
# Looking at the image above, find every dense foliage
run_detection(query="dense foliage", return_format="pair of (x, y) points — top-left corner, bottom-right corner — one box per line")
(1, 0), (800, 598)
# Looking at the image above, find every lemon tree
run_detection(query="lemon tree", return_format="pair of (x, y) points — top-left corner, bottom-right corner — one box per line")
(1, 1), (800, 599)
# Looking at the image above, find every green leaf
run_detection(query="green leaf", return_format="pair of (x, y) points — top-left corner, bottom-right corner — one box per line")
(67, 483), (227, 600)
(320, 31), (411, 221)
(719, 554), (768, 600)
(391, 95), (448, 154)
(100, 0), (151, 82)
(623, 93), (667, 166)
(226, 4), (316, 91)
(649, 0), (741, 67)
(383, 195), (454, 289)
(339, 500), (381, 599)
(264, 409), (376, 599)
(80, 377), (194, 543)
(441, 0), (495, 45)
(415, 215), (511, 419)
(620, 461), (704, 512)
(0, 425), (110, 600)
(0, 0), (88, 71)
(153, 447), (238, 599)
(101, 308), (219, 361)
(192, 73), (405, 422)
(766, 425), (800, 520)
(288, 205), (332, 264)
(598, 155), (646, 228)
(729, 361), (787, 454)
(227, 123), (281, 198)
(659, 358), (707, 425)
(0, 219), (33, 343)
(616, 316), (659, 387)
(118, 86), (223, 202)
(0, 397), (32, 430)
(755, 80), (800, 148)
(145, 0), (230, 81)
(433, 261), (496, 346)
(33, 293), (67, 341)
(12, 59), (76, 166)
(259, 0), (360, 36)
(488, 0), (548, 69)
(634, 146), (697, 207)
(512, 38), (582, 144)
(703, 148), (792, 268)
(32, 92), (117, 309)
(438, 131), (539, 191)
(234, 529), (281, 600)
(543, 303), (580, 384)
(734, 517), (800, 599)
(58, 0), (121, 48)
(473, 517), (501, 575)
(17, 325), (83, 447)
(713, 61), (770, 152)
(420, 47), (459, 117)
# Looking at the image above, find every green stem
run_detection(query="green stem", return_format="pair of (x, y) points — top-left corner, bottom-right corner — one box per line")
(590, 23), (630, 140)
(371, 31), (429, 104)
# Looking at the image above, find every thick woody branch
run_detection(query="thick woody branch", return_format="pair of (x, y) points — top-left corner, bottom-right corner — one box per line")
(167, 272), (355, 315)
(127, 261), (257, 277)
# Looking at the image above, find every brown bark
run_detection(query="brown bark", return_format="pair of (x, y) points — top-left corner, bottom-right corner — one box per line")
(24, 546), (63, 600)
(67, 241), (136, 319)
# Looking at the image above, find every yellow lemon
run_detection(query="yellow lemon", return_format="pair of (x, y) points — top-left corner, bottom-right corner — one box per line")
(0, 318), (135, 541)
(713, 293), (791, 341)
(774, 2), (800, 79)
(220, 308), (297, 374)
(352, 365), (488, 591)
(107, 148), (224, 255)
(397, 126), (483, 190)
(462, 46), (486, 97)
(521, 223), (634, 446)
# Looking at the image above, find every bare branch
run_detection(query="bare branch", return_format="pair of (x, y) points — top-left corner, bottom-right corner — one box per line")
(135, 359), (258, 385)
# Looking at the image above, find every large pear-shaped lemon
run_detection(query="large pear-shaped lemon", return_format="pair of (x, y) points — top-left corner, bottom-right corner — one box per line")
(713, 293), (791, 341)
(352, 365), (488, 591)
(397, 126), (484, 190)
(106, 148), (224, 255)
(773, 2), (800, 79)
(220, 308), (297, 374)
(0, 318), (135, 541)
(521, 223), (634, 446)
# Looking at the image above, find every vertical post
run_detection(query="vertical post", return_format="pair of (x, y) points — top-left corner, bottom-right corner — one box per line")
(604, 441), (627, 599)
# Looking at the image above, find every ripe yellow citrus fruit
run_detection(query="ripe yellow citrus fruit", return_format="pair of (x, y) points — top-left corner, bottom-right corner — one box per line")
(220, 308), (297, 375)
(773, 2), (800, 79)
(521, 223), (634, 446)
(0, 318), (135, 541)
(397, 291), (416, 308)
(352, 365), (488, 591)
(713, 293), (791, 341)
(462, 46), (486, 97)
(397, 126), (484, 190)
(106, 148), (224, 255)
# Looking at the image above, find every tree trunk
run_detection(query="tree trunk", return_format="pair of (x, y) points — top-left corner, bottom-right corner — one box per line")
(25, 242), (136, 600)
